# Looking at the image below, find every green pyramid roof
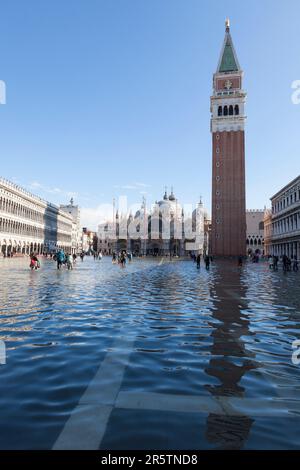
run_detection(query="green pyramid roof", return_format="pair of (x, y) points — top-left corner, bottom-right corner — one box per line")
(216, 22), (241, 74)
(219, 36), (239, 73)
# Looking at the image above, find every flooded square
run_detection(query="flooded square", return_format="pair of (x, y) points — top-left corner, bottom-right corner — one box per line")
(0, 256), (299, 449)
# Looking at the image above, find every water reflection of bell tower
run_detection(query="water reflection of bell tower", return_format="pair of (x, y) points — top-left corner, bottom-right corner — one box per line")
(211, 19), (246, 256)
(205, 263), (256, 449)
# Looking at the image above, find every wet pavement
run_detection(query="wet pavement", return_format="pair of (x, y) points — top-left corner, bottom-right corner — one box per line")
(0, 256), (299, 449)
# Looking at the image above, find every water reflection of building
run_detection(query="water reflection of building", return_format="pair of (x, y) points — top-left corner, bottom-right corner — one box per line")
(98, 189), (209, 256)
(0, 177), (74, 256)
(205, 262), (256, 449)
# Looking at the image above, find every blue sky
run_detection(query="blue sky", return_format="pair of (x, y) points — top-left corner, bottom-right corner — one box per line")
(0, 0), (299, 228)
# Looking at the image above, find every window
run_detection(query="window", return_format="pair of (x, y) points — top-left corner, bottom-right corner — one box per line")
(234, 105), (239, 115)
(224, 106), (228, 116)
(218, 106), (222, 116)
(229, 105), (233, 115)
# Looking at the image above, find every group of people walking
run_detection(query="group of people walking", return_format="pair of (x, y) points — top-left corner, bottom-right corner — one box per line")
(191, 253), (212, 270)
(112, 250), (133, 267)
(28, 250), (299, 274)
(268, 254), (298, 272)
(54, 250), (78, 270)
(28, 250), (88, 271)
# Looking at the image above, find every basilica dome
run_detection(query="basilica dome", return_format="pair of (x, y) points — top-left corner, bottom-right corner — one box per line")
(156, 189), (182, 219)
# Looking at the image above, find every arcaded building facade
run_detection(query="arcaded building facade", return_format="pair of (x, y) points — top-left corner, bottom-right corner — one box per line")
(0, 177), (73, 256)
(246, 210), (265, 255)
(210, 20), (246, 256)
(267, 175), (300, 259)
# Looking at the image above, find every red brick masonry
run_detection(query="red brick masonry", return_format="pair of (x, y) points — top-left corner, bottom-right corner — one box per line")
(211, 130), (246, 256)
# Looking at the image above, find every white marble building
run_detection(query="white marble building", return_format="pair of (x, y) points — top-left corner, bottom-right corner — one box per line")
(60, 199), (82, 254)
(98, 190), (207, 256)
(0, 177), (74, 256)
(246, 210), (265, 255)
(266, 175), (300, 259)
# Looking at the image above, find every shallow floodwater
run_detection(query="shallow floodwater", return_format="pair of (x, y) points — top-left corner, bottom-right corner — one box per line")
(0, 256), (299, 449)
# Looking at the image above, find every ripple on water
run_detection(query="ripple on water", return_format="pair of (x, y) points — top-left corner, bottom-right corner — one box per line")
(0, 257), (300, 449)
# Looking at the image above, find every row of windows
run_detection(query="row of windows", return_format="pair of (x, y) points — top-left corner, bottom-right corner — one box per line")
(0, 196), (45, 223)
(246, 238), (264, 246)
(0, 218), (72, 243)
(0, 197), (72, 232)
(273, 189), (300, 214)
(270, 242), (299, 258)
(273, 212), (300, 235)
(218, 105), (239, 117)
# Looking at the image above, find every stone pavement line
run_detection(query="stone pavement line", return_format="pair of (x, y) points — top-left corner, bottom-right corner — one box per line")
(53, 334), (136, 450)
(115, 392), (300, 419)
(115, 392), (300, 417)
(116, 391), (222, 415)
(53, 284), (299, 450)
(53, 260), (175, 450)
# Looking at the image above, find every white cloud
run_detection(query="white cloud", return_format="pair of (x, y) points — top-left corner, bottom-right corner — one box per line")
(134, 182), (152, 188)
(113, 182), (152, 191)
(28, 181), (78, 200)
(121, 185), (137, 190)
(80, 204), (114, 230)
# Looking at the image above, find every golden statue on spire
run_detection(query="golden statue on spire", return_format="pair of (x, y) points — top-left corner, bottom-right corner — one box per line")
(225, 18), (230, 32)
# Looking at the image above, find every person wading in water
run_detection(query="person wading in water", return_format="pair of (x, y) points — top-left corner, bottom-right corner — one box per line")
(56, 249), (65, 270)
(204, 255), (210, 270)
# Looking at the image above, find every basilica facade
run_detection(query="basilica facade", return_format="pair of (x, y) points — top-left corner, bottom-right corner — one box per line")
(98, 189), (209, 257)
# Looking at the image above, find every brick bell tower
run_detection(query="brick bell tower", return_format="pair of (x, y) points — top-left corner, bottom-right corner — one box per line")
(211, 19), (246, 257)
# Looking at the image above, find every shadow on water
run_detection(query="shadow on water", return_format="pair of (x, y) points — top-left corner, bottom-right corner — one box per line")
(204, 261), (257, 449)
